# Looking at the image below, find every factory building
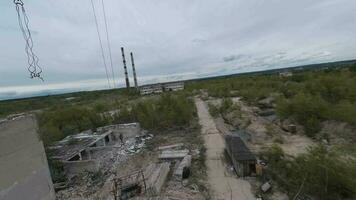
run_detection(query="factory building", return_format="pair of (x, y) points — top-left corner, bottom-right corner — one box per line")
(139, 81), (184, 95)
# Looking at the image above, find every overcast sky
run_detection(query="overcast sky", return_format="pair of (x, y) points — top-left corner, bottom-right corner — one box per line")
(0, 0), (356, 100)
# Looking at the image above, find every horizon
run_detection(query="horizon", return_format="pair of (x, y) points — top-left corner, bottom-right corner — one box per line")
(1, 0), (356, 100)
(1, 58), (354, 101)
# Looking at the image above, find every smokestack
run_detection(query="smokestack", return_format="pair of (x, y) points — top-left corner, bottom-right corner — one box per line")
(121, 47), (130, 88)
(130, 52), (138, 88)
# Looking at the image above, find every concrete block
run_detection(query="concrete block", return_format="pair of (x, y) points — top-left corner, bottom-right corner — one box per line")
(174, 155), (192, 180)
(158, 149), (189, 160)
(146, 162), (170, 196)
(158, 143), (184, 151)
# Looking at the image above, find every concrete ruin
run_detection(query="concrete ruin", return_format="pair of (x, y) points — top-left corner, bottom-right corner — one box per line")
(0, 114), (55, 200)
(49, 122), (144, 177)
(225, 134), (256, 177)
(112, 162), (171, 199)
(145, 162), (170, 196)
(139, 81), (184, 95)
(174, 155), (192, 180)
(159, 149), (189, 160)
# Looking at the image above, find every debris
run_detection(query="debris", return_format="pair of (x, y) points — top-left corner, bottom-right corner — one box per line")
(54, 182), (68, 191)
(174, 155), (192, 180)
(261, 182), (271, 193)
(189, 184), (199, 192)
(159, 149), (189, 160)
(258, 109), (276, 116)
(257, 96), (275, 109)
(288, 124), (297, 134)
(146, 162), (171, 196)
(112, 170), (146, 200)
(158, 143), (184, 150)
(126, 134), (153, 154)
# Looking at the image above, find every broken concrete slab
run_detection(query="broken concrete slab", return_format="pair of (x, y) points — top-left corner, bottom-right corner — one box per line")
(159, 149), (189, 160)
(146, 162), (170, 196)
(158, 143), (184, 151)
(63, 160), (100, 178)
(174, 155), (192, 180)
(261, 182), (271, 193)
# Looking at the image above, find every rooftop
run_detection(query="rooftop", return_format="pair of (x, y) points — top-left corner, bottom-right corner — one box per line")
(225, 134), (255, 161)
(49, 130), (112, 161)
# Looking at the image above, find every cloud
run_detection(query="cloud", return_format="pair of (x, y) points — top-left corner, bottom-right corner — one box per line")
(223, 54), (248, 62)
(1, 0), (356, 99)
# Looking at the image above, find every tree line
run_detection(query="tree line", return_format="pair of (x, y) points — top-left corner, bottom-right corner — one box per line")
(38, 93), (195, 146)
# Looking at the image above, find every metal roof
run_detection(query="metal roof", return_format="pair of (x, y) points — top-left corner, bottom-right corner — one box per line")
(225, 134), (255, 161)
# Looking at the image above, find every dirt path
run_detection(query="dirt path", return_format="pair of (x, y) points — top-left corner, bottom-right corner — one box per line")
(195, 98), (255, 200)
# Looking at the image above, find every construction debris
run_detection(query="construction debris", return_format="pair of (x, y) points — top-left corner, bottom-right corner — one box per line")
(145, 162), (171, 196)
(158, 143), (184, 151)
(261, 182), (272, 193)
(112, 170), (147, 200)
(159, 149), (189, 160)
(49, 123), (152, 178)
(174, 155), (192, 180)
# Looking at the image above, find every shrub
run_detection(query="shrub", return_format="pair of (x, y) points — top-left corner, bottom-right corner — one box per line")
(277, 92), (328, 136)
(267, 145), (356, 199)
(208, 103), (220, 117)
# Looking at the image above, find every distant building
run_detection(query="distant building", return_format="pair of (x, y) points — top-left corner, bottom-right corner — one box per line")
(140, 83), (164, 95)
(225, 134), (256, 177)
(0, 114), (55, 200)
(163, 82), (184, 92)
(139, 81), (184, 95)
(279, 71), (293, 77)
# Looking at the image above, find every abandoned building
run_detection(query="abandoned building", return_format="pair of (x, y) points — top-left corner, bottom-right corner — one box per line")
(49, 122), (143, 177)
(225, 134), (256, 177)
(163, 81), (184, 91)
(279, 71), (293, 77)
(0, 114), (55, 200)
(139, 81), (184, 95)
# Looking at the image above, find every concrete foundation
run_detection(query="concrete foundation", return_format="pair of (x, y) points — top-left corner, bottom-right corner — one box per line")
(63, 160), (100, 177)
(0, 115), (55, 200)
(146, 162), (170, 196)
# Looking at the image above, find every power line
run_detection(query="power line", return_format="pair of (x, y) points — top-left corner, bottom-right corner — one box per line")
(100, 0), (116, 88)
(13, 0), (44, 81)
(90, 0), (111, 88)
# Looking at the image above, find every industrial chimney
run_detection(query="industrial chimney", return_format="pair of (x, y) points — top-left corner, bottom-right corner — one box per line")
(130, 52), (138, 88)
(121, 47), (130, 88)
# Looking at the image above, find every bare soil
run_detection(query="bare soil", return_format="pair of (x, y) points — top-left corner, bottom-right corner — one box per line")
(226, 97), (315, 157)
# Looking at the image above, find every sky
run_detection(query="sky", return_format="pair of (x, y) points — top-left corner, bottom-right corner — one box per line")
(0, 0), (356, 100)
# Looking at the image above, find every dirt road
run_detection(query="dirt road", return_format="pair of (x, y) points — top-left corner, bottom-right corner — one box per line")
(195, 98), (255, 200)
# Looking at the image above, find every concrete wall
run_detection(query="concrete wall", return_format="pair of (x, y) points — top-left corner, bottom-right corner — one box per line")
(63, 160), (100, 177)
(0, 115), (55, 200)
(113, 123), (141, 139)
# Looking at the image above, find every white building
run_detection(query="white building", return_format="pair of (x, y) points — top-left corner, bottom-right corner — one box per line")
(139, 81), (184, 95)
(279, 71), (293, 77)
(163, 82), (184, 92)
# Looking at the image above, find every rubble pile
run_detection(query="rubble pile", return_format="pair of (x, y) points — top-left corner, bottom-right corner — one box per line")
(55, 124), (154, 200)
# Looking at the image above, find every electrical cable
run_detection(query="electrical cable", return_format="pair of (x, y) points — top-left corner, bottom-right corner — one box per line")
(100, 0), (116, 88)
(14, 0), (44, 81)
(90, 0), (111, 88)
